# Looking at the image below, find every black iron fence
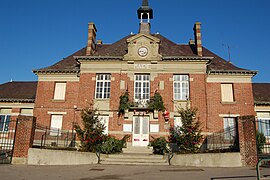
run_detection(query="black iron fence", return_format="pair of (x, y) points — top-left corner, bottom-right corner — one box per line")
(33, 123), (76, 149)
(201, 126), (239, 153)
(0, 119), (18, 164)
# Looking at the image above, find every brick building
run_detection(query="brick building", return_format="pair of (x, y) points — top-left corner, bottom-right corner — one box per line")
(32, 0), (257, 147)
(0, 81), (37, 128)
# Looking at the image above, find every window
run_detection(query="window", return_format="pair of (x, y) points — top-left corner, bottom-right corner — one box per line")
(221, 84), (234, 102)
(173, 75), (189, 100)
(223, 117), (236, 140)
(95, 74), (111, 99)
(0, 108), (11, 132)
(53, 82), (66, 100)
(50, 115), (63, 136)
(134, 74), (150, 101)
(258, 119), (270, 137)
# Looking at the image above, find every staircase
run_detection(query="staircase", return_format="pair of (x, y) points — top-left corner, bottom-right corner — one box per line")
(100, 146), (168, 166)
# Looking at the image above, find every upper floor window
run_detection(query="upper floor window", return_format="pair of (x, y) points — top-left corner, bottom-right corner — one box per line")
(221, 83), (234, 102)
(0, 108), (11, 132)
(54, 82), (66, 100)
(95, 74), (111, 99)
(134, 74), (150, 102)
(173, 75), (189, 100)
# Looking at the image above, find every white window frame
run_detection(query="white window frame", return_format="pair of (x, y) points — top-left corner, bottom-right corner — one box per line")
(95, 74), (111, 99)
(50, 115), (63, 136)
(258, 118), (270, 137)
(134, 74), (150, 101)
(221, 83), (234, 102)
(173, 75), (189, 100)
(53, 82), (66, 100)
(223, 117), (236, 140)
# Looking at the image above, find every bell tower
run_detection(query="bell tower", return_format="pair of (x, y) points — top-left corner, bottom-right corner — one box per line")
(137, 0), (153, 34)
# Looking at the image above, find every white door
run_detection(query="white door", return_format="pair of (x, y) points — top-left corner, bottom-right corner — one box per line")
(133, 116), (149, 146)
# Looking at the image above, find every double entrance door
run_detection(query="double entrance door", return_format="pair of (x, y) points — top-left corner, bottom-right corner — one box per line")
(132, 116), (149, 147)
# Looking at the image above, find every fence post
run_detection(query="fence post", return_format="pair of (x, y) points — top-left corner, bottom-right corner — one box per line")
(12, 116), (36, 164)
(238, 115), (258, 167)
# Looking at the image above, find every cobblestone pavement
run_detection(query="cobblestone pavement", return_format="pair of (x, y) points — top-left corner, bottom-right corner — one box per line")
(0, 164), (269, 180)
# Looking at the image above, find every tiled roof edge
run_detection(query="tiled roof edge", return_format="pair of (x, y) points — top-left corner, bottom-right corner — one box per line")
(254, 101), (270, 105)
(33, 69), (79, 74)
(162, 56), (213, 61)
(0, 98), (35, 103)
(208, 69), (258, 76)
(74, 56), (123, 61)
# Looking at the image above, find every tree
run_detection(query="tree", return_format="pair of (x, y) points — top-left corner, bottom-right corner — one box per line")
(75, 105), (105, 152)
(169, 105), (203, 153)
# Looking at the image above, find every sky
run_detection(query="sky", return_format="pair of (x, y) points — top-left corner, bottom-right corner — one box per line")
(0, 0), (270, 84)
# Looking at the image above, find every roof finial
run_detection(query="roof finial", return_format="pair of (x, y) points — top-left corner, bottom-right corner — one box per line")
(142, 0), (149, 6)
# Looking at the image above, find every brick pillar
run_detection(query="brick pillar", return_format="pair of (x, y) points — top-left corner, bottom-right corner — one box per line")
(12, 115), (36, 164)
(238, 115), (258, 167)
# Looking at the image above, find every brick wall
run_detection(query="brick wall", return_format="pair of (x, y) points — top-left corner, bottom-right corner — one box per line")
(13, 116), (36, 159)
(206, 82), (255, 132)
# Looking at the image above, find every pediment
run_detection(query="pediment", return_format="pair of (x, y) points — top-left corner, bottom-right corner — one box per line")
(123, 34), (162, 61)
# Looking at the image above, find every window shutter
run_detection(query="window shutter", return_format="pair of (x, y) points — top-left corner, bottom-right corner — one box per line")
(54, 83), (66, 100)
(221, 84), (234, 102)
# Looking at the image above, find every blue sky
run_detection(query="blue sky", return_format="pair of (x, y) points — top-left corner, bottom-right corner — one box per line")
(0, 0), (269, 84)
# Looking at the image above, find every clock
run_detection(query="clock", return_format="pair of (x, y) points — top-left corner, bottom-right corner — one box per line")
(138, 47), (148, 57)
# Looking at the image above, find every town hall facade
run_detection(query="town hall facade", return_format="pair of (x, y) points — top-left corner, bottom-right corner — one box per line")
(32, 0), (257, 147)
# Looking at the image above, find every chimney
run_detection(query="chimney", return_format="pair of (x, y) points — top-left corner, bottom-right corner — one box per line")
(97, 39), (103, 45)
(193, 22), (203, 56)
(86, 22), (97, 56)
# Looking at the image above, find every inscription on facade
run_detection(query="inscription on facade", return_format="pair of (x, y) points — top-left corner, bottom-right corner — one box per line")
(134, 64), (151, 69)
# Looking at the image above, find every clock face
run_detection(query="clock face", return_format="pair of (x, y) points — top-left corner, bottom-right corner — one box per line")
(138, 47), (148, 57)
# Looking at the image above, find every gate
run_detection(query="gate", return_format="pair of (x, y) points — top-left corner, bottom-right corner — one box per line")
(0, 119), (18, 164)
(256, 119), (270, 159)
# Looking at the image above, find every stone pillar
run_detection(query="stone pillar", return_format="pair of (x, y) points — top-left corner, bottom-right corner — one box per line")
(238, 115), (258, 167)
(12, 115), (36, 164)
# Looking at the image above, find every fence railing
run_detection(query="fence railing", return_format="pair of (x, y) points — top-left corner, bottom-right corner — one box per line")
(257, 120), (270, 158)
(201, 126), (239, 153)
(33, 123), (76, 149)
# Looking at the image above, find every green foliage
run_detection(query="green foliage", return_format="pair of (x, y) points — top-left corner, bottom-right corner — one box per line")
(256, 131), (266, 153)
(148, 91), (165, 111)
(169, 106), (203, 153)
(150, 136), (168, 155)
(118, 91), (130, 116)
(100, 135), (130, 154)
(75, 105), (129, 154)
(75, 105), (105, 152)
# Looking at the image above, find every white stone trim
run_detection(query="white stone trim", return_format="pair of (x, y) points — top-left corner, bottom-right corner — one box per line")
(38, 74), (79, 82)
(219, 114), (240, 117)
(207, 75), (252, 83)
(47, 111), (67, 115)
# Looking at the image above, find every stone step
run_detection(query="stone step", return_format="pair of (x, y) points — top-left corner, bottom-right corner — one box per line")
(105, 153), (164, 159)
(100, 150), (168, 166)
(100, 161), (168, 166)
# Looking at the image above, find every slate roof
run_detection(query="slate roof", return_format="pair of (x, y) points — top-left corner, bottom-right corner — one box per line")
(33, 34), (254, 74)
(0, 81), (37, 102)
(252, 83), (270, 105)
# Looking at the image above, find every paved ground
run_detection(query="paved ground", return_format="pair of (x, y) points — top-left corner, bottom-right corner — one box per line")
(0, 164), (269, 180)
